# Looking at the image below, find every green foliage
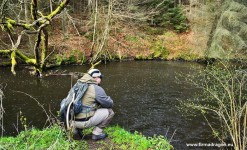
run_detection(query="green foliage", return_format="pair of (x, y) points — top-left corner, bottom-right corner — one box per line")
(85, 33), (94, 41)
(151, 40), (169, 60)
(19, 111), (28, 131)
(105, 126), (173, 150)
(178, 53), (200, 61)
(0, 124), (172, 150)
(144, 26), (165, 35)
(54, 54), (65, 66)
(54, 50), (86, 65)
(179, 61), (247, 149)
(135, 53), (153, 60)
(135, 54), (145, 60)
(171, 7), (188, 32)
(125, 35), (140, 43)
(208, 1), (247, 59)
(0, 125), (87, 150)
(145, 0), (188, 32)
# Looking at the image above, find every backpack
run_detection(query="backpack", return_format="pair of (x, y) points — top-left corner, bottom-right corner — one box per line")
(60, 80), (88, 129)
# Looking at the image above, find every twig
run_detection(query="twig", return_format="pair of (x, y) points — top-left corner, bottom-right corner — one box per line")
(0, 87), (4, 137)
(165, 127), (169, 137)
(12, 91), (52, 125)
(43, 47), (55, 63)
(13, 112), (20, 135)
(169, 129), (177, 143)
(65, 10), (80, 36)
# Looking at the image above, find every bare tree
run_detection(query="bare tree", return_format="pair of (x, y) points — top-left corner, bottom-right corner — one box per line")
(88, 0), (113, 64)
(0, 0), (70, 77)
(181, 63), (247, 150)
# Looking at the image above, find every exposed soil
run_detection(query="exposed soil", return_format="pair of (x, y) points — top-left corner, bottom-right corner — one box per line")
(76, 134), (119, 150)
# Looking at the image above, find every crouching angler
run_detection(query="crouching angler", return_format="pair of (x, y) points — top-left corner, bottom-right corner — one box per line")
(70, 69), (114, 140)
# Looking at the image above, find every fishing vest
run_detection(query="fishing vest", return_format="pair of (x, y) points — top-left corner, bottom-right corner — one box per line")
(75, 74), (99, 120)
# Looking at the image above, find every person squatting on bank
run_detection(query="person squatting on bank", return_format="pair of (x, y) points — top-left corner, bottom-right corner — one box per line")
(71, 69), (114, 140)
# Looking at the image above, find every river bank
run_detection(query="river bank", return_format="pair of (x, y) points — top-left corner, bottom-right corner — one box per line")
(0, 27), (204, 68)
(0, 125), (173, 150)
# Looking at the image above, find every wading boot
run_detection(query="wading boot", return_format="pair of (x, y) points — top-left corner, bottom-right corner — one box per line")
(92, 133), (108, 141)
(73, 128), (84, 140)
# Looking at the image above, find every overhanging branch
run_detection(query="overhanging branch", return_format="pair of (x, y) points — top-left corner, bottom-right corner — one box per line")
(47, 0), (70, 19)
(0, 50), (11, 53)
(0, 0), (71, 76)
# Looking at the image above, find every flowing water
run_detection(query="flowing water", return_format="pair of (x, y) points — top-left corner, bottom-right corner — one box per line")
(0, 61), (220, 149)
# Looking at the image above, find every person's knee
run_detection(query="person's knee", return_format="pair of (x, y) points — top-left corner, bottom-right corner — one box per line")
(108, 109), (115, 117)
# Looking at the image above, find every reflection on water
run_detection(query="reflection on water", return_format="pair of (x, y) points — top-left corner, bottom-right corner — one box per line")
(0, 61), (218, 149)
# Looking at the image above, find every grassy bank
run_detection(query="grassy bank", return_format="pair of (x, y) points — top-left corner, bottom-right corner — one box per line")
(0, 125), (173, 150)
(48, 30), (203, 66)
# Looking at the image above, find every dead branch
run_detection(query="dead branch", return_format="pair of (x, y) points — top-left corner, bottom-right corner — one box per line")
(13, 90), (52, 125)
(0, 85), (5, 137)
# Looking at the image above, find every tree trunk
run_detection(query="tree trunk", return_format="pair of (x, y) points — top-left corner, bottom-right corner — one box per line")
(0, 0), (71, 77)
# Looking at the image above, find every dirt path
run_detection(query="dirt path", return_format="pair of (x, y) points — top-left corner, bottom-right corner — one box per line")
(80, 134), (117, 150)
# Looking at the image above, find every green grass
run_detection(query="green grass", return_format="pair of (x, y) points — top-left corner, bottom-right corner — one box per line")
(105, 126), (173, 150)
(0, 125), (87, 150)
(0, 125), (173, 150)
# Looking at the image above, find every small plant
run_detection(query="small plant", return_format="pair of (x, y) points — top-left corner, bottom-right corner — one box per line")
(180, 61), (247, 150)
(54, 54), (65, 66)
(19, 111), (28, 131)
(151, 40), (169, 60)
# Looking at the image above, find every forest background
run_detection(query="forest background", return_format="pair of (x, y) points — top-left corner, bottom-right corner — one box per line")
(0, 1), (247, 149)
(0, 0), (247, 76)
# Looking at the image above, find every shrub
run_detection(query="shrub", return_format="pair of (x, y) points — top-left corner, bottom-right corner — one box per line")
(151, 40), (169, 60)
(180, 61), (247, 150)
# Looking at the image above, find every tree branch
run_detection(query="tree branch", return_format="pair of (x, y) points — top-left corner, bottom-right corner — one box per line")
(47, 0), (70, 20)
(10, 51), (17, 75)
(31, 0), (38, 21)
(40, 27), (48, 71)
(16, 50), (36, 65)
(0, 50), (11, 53)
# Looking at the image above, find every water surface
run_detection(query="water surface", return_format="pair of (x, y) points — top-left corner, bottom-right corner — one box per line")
(0, 61), (218, 149)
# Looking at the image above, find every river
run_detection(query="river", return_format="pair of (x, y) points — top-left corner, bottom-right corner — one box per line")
(0, 61), (219, 149)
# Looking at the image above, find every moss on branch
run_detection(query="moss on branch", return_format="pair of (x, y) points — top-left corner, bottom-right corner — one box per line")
(40, 29), (48, 71)
(0, 49), (36, 65)
(0, 50), (11, 54)
(47, 0), (70, 19)
(31, 0), (38, 21)
(16, 50), (36, 65)
(10, 51), (17, 75)
(1, 18), (33, 31)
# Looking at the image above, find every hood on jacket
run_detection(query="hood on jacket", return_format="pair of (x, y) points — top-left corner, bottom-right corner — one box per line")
(78, 73), (98, 84)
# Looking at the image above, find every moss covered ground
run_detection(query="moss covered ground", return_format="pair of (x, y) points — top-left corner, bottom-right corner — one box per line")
(0, 125), (173, 150)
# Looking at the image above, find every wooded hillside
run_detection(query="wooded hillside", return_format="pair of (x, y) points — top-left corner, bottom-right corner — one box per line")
(0, 0), (246, 75)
